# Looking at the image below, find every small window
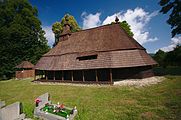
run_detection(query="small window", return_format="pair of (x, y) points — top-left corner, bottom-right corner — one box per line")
(77, 55), (98, 61)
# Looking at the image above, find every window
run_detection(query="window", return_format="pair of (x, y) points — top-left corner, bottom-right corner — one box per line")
(77, 55), (98, 61)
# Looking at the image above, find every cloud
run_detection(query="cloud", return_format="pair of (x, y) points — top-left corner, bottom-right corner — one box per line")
(81, 12), (101, 29)
(81, 8), (158, 45)
(42, 26), (55, 47)
(159, 36), (181, 52)
(102, 7), (159, 44)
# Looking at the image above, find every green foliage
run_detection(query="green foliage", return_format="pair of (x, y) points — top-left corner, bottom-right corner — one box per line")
(153, 45), (181, 67)
(111, 21), (134, 37)
(120, 21), (134, 37)
(153, 66), (181, 76)
(153, 49), (166, 67)
(60, 14), (80, 33)
(0, 0), (50, 78)
(52, 14), (81, 46)
(165, 45), (181, 66)
(159, 0), (181, 37)
(52, 22), (62, 45)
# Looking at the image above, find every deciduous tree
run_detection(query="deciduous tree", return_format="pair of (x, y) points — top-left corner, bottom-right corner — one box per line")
(0, 0), (49, 78)
(159, 0), (181, 37)
(52, 14), (80, 46)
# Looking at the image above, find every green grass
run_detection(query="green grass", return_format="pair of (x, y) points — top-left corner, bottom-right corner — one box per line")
(0, 76), (181, 120)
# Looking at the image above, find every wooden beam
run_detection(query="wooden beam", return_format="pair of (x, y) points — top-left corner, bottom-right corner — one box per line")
(71, 71), (73, 81)
(82, 70), (85, 82)
(53, 71), (55, 80)
(95, 69), (98, 82)
(62, 70), (64, 81)
(45, 71), (48, 80)
(34, 70), (36, 80)
(110, 69), (113, 84)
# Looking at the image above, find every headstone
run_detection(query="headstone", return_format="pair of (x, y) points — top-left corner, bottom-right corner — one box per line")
(0, 102), (25, 120)
(0, 101), (5, 108)
(36, 93), (50, 109)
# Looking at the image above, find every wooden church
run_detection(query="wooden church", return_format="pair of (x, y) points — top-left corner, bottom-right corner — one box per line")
(34, 17), (157, 84)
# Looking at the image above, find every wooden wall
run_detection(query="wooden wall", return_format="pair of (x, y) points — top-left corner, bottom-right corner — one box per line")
(16, 69), (34, 79)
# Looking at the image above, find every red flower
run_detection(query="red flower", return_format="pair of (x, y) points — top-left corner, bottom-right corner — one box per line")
(35, 98), (42, 103)
(60, 104), (64, 109)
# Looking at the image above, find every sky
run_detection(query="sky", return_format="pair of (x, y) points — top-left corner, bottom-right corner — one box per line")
(29, 0), (181, 53)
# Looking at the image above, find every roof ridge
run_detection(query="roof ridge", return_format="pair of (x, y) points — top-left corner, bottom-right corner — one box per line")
(71, 23), (118, 34)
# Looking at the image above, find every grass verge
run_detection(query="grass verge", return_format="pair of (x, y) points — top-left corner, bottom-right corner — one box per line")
(0, 76), (181, 120)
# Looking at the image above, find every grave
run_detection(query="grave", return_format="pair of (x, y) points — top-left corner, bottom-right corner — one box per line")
(34, 93), (77, 120)
(0, 102), (26, 120)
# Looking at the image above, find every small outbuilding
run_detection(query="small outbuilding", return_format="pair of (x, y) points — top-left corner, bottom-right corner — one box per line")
(15, 61), (35, 79)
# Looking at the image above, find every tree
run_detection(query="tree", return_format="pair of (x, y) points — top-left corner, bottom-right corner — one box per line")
(120, 21), (134, 37)
(52, 22), (62, 46)
(165, 45), (181, 66)
(153, 49), (166, 67)
(153, 45), (181, 67)
(159, 0), (181, 37)
(111, 21), (134, 37)
(52, 14), (80, 46)
(0, 0), (49, 78)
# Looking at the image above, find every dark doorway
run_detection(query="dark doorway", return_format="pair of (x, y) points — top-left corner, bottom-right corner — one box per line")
(64, 71), (71, 80)
(84, 69), (96, 81)
(47, 71), (54, 80)
(73, 70), (83, 81)
(55, 71), (62, 80)
(97, 69), (109, 81)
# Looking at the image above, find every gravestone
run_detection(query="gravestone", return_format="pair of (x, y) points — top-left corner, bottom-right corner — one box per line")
(34, 92), (51, 117)
(0, 102), (25, 120)
(36, 92), (50, 109)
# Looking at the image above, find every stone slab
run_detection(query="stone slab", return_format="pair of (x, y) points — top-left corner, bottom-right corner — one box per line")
(36, 93), (50, 109)
(0, 102), (25, 120)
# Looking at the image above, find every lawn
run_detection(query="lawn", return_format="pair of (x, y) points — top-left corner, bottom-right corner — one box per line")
(0, 76), (181, 120)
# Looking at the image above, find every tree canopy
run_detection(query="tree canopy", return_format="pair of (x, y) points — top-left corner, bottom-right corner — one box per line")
(159, 0), (181, 37)
(153, 45), (181, 67)
(0, 0), (49, 78)
(153, 49), (166, 67)
(52, 14), (81, 46)
(119, 21), (134, 37)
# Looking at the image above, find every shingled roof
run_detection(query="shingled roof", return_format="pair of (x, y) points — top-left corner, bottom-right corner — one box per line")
(35, 23), (157, 70)
(16, 61), (34, 68)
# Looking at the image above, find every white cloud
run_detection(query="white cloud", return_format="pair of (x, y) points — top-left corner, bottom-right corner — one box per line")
(159, 36), (181, 52)
(42, 26), (55, 47)
(102, 7), (159, 44)
(81, 12), (101, 29)
(81, 8), (158, 45)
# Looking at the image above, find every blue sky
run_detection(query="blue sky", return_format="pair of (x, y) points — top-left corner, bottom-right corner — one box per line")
(29, 0), (181, 53)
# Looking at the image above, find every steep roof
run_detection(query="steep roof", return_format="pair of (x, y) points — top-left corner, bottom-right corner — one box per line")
(35, 23), (157, 70)
(44, 23), (144, 57)
(16, 61), (34, 68)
